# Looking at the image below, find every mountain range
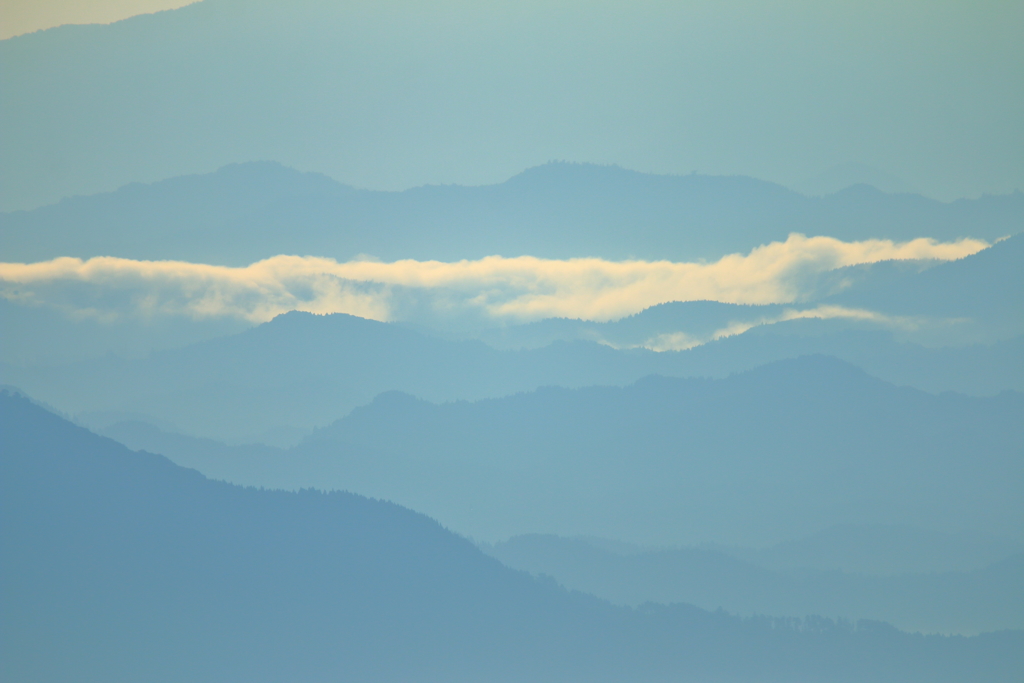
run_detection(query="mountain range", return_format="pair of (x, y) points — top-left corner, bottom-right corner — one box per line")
(3, 162), (1022, 264)
(5, 1), (1022, 679)
(92, 355), (1024, 550)
(95, 406), (1024, 635)
(8, 390), (1022, 681)
(5, 230), (1022, 441)
(5, 304), (1022, 446)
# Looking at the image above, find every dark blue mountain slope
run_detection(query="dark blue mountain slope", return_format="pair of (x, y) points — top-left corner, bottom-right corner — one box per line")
(5, 391), (1021, 682)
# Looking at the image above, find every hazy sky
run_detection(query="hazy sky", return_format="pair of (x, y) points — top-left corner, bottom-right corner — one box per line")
(0, 0), (194, 40)
(1, 0), (1021, 208)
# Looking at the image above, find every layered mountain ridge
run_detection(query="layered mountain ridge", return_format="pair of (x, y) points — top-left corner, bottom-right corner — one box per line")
(3, 161), (1022, 264)
(7, 390), (1021, 681)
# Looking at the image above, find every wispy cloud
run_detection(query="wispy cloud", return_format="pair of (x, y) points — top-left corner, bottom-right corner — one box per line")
(0, 234), (987, 324)
(640, 305), (922, 351)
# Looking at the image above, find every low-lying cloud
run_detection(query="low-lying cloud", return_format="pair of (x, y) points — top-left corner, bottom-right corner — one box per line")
(640, 305), (922, 352)
(0, 234), (987, 325)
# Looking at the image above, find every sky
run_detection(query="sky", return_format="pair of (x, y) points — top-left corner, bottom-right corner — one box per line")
(1, 0), (1022, 210)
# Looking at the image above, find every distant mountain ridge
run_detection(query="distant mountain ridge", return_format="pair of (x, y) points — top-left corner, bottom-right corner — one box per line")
(5, 306), (1023, 444)
(90, 356), (1024, 549)
(297, 355), (1024, 545)
(2, 161), (1021, 264)
(725, 524), (1024, 576)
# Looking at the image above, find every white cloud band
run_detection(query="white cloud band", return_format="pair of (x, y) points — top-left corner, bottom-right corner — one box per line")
(0, 234), (988, 325)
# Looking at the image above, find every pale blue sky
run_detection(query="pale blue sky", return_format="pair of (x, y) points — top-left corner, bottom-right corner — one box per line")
(1, 0), (1021, 207)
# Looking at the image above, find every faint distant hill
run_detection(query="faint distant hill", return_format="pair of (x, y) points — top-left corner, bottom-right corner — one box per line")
(484, 534), (1024, 635)
(796, 163), (920, 196)
(2, 161), (1022, 264)
(9, 392), (1022, 682)
(90, 357), (1024, 549)
(726, 524), (1023, 576)
(3, 311), (670, 441)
